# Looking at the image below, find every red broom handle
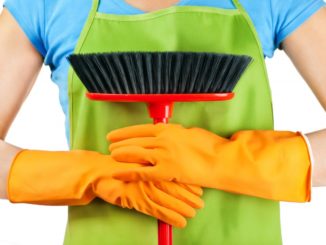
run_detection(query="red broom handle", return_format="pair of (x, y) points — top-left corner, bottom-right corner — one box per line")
(158, 220), (172, 245)
(147, 102), (174, 245)
(155, 109), (172, 245)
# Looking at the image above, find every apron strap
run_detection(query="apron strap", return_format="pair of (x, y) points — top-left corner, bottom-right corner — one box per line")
(231, 0), (246, 14)
(71, 0), (99, 54)
(91, 0), (100, 14)
(231, 0), (266, 60)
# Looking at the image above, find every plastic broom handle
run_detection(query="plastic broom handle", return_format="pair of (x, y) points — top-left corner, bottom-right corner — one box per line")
(147, 102), (173, 245)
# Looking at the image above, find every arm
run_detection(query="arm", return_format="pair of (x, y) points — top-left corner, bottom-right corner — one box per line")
(0, 9), (203, 225)
(0, 8), (43, 199)
(106, 8), (326, 202)
(281, 7), (326, 186)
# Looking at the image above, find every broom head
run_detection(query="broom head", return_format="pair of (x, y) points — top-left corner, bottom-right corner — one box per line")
(68, 52), (252, 98)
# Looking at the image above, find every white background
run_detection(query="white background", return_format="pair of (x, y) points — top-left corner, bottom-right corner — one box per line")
(0, 2), (326, 245)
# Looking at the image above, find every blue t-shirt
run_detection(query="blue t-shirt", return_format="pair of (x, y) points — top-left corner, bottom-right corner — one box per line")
(3, 0), (325, 142)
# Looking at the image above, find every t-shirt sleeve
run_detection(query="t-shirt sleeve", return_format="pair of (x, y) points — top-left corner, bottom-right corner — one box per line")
(272, 0), (325, 48)
(3, 0), (47, 57)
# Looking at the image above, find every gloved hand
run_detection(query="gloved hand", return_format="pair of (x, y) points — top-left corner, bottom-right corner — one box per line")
(107, 123), (312, 202)
(7, 149), (204, 227)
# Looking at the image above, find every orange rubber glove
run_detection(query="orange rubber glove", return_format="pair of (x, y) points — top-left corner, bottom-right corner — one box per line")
(107, 123), (312, 202)
(7, 149), (204, 227)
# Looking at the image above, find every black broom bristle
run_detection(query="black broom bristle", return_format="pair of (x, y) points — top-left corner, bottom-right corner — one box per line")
(68, 52), (252, 94)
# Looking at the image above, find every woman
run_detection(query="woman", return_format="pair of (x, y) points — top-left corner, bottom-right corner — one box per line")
(0, 0), (325, 244)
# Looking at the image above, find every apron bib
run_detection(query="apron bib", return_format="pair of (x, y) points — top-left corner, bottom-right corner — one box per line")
(66, 0), (282, 244)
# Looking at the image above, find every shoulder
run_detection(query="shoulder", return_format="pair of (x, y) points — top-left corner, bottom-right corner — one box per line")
(4, 0), (93, 64)
(239, 0), (325, 57)
(4, 0), (46, 56)
(267, 0), (325, 48)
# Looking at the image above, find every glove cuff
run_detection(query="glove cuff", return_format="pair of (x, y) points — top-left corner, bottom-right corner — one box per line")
(7, 150), (98, 205)
(7, 149), (27, 203)
(298, 132), (314, 201)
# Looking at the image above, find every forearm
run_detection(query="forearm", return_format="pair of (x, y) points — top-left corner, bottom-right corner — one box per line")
(281, 7), (326, 187)
(307, 129), (326, 187)
(0, 140), (21, 199)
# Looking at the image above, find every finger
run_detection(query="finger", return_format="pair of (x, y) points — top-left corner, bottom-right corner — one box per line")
(99, 182), (187, 228)
(178, 183), (203, 197)
(145, 182), (197, 219)
(107, 124), (162, 142)
(111, 146), (156, 165)
(109, 137), (158, 152)
(113, 167), (168, 182)
(140, 198), (188, 228)
(154, 182), (204, 209)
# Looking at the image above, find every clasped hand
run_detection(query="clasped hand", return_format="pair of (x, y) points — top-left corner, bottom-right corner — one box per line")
(107, 123), (222, 186)
(107, 123), (311, 202)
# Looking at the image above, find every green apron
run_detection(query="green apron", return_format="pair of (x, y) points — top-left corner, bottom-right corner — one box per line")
(66, 0), (282, 244)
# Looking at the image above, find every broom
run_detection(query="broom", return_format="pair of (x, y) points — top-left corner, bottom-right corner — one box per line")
(68, 51), (252, 245)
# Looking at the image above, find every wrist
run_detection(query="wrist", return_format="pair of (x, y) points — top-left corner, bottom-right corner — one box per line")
(299, 133), (315, 167)
(0, 140), (22, 199)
